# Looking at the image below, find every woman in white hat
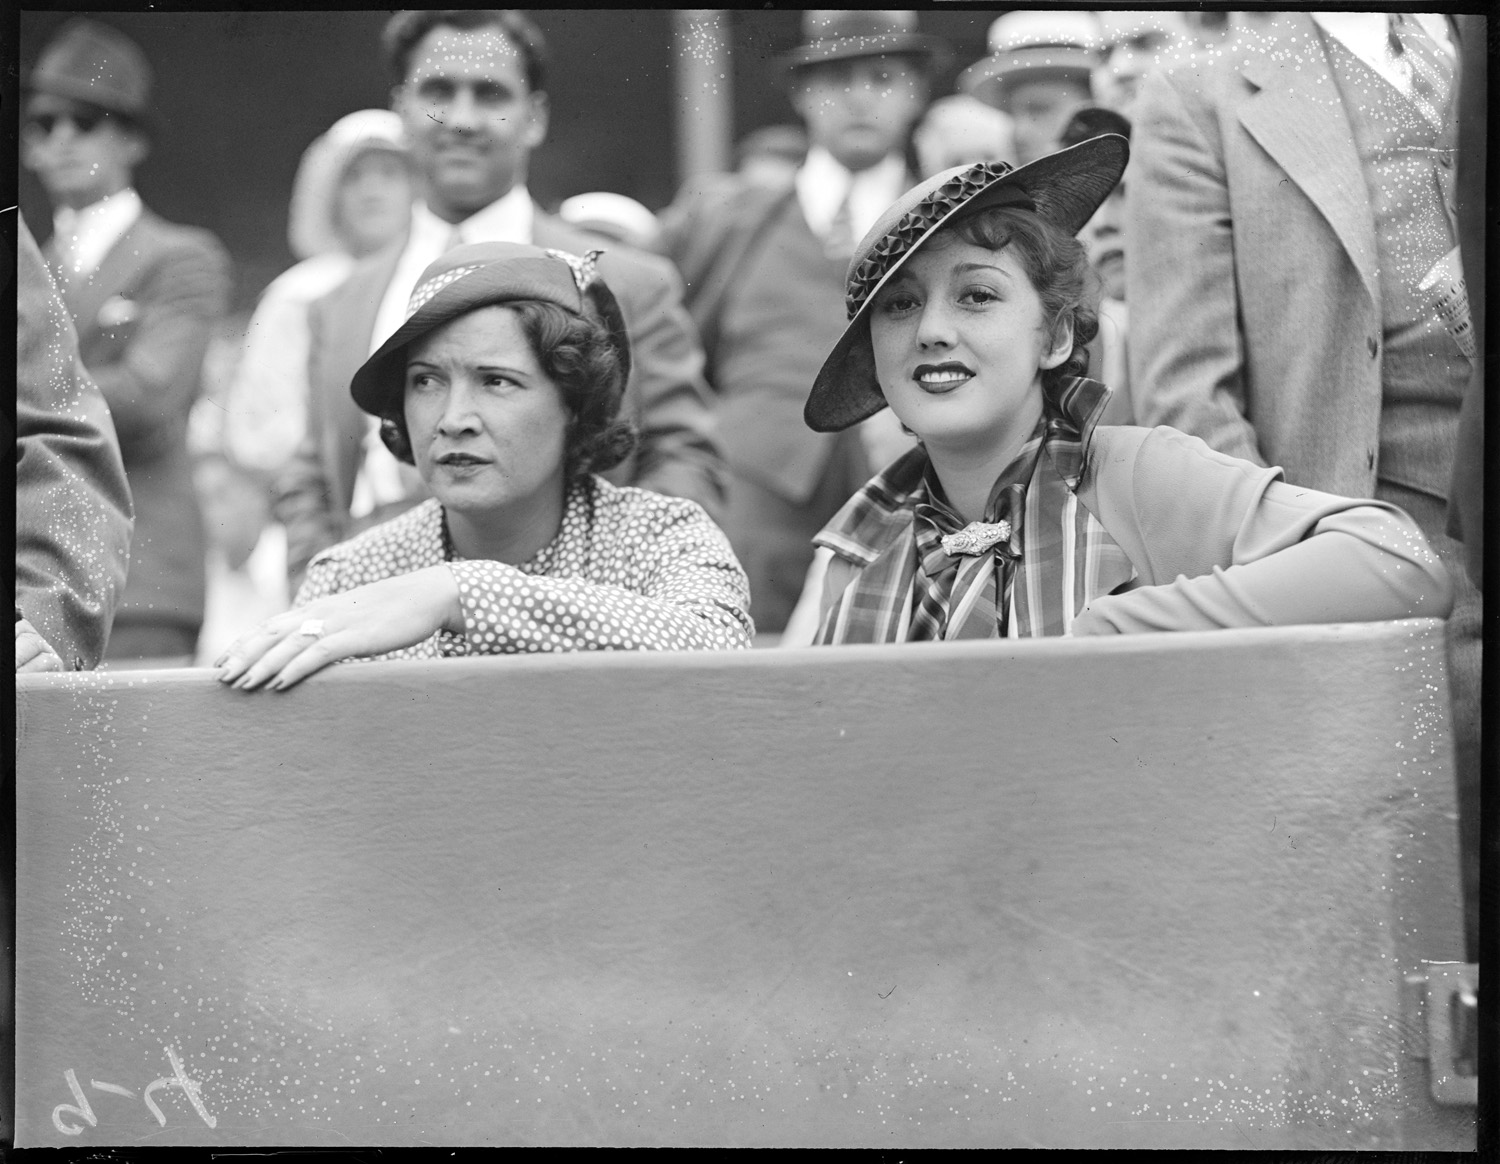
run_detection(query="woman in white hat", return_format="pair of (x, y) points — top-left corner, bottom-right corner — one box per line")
(225, 110), (415, 476)
(800, 137), (1452, 643)
(216, 242), (752, 690)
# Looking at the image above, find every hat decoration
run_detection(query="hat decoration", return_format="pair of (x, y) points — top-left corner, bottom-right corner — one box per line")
(546, 248), (604, 296)
(845, 161), (1017, 318)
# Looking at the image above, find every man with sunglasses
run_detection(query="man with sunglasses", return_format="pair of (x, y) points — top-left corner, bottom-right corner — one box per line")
(22, 18), (231, 666)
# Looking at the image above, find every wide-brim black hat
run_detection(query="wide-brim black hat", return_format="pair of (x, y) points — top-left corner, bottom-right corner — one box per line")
(781, 10), (950, 74)
(804, 134), (1129, 433)
(351, 241), (632, 419)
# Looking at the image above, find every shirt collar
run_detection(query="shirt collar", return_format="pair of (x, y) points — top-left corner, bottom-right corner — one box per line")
(413, 184), (535, 248)
(1311, 12), (1454, 93)
(797, 146), (910, 242)
(52, 187), (143, 278)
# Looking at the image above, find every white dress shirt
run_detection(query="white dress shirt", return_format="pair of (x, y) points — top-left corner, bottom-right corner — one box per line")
(355, 186), (536, 518)
(796, 147), (910, 251)
(1311, 12), (1454, 97)
(52, 187), (143, 281)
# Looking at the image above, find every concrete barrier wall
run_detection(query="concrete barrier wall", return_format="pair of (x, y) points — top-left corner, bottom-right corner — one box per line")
(11, 620), (1474, 1148)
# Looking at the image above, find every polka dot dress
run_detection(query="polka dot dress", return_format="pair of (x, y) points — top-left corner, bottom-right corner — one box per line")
(295, 477), (753, 660)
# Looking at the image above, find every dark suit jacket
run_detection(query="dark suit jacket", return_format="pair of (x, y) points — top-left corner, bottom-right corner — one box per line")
(15, 215), (134, 670)
(275, 209), (726, 586)
(45, 207), (231, 628)
(1126, 13), (1461, 500)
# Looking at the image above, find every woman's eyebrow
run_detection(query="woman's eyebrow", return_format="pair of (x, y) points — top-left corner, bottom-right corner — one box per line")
(952, 261), (1012, 278)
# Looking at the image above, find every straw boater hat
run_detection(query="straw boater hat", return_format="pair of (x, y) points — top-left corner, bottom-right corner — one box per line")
(27, 18), (153, 123)
(351, 241), (631, 422)
(804, 134), (1129, 434)
(781, 10), (951, 75)
(958, 11), (1102, 112)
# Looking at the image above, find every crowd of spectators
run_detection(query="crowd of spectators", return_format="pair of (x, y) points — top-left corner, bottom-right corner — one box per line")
(15, 10), (1484, 957)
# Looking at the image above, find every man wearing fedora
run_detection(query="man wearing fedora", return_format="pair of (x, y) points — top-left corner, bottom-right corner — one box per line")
(959, 11), (1102, 167)
(662, 10), (947, 633)
(275, 9), (725, 591)
(22, 17), (232, 665)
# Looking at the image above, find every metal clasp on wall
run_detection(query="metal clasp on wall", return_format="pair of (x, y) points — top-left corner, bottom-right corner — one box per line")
(1403, 962), (1479, 1106)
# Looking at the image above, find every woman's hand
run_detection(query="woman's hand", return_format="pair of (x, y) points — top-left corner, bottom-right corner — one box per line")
(215, 566), (463, 691)
(16, 618), (64, 673)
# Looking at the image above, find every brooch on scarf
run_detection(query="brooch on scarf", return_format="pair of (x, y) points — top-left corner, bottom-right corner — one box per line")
(940, 520), (1012, 556)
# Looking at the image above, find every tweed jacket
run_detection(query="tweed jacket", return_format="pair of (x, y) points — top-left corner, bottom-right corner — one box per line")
(44, 207), (230, 628)
(1125, 13), (1462, 501)
(15, 216), (134, 669)
(274, 209), (726, 586)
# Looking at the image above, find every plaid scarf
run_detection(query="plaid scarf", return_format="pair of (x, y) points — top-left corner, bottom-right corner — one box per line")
(813, 378), (1138, 643)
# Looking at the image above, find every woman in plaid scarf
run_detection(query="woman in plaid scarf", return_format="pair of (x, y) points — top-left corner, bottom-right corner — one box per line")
(800, 137), (1452, 643)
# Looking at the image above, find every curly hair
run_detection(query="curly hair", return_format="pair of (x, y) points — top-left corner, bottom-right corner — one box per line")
(944, 204), (1100, 396)
(382, 10), (548, 92)
(379, 292), (637, 483)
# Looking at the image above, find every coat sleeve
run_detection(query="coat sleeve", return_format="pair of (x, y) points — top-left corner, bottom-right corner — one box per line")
(14, 217), (134, 670)
(87, 229), (231, 455)
(1074, 427), (1453, 634)
(604, 249), (728, 522)
(1125, 67), (1266, 467)
(274, 291), (349, 593)
(446, 502), (752, 652)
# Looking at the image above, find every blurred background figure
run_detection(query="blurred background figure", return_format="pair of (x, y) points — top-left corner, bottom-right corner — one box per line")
(557, 191), (666, 254)
(912, 93), (1014, 178)
(1058, 105), (1133, 424)
(662, 9), (946, 634)
(958, 10), (1101, 165)
(734, 124), (808, 186)
(195, 110), (412, 664)
(1091, 10), (1192, 118)
(15, 214), (134, 674)
(226, 110), (413, 479)
(21, 17), (231, 668)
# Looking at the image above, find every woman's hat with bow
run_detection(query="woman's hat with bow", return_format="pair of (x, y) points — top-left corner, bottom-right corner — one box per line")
(351, 241), (632, 419)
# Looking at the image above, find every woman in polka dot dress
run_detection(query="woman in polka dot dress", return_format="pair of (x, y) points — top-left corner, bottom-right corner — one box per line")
(216, 242), (752, 691)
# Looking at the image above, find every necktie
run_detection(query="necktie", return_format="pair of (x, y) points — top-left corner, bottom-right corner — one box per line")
(1387, 14), (1455, 129)
(823, 185), (855, 261)
(911, 481), (1026, 641)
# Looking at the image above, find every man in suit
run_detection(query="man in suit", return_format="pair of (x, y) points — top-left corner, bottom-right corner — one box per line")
(1126, 12), (1481, 959)
(15, 214), (134, 673)
(275, 9), (725, 590)
(22, 18), (232, 664)
(662, 10), (945, 633)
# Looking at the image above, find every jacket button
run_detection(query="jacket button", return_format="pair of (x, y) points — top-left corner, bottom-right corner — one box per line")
(1368, 336), (1379, 357)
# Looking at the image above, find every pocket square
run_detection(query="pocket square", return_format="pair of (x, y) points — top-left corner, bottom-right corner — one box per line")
(97, 295), (139, 328)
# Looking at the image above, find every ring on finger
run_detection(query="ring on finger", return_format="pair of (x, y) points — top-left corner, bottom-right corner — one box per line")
(297, 619), (327, 640)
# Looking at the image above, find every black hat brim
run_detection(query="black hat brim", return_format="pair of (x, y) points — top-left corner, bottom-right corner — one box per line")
(804, 134), (1129, 434)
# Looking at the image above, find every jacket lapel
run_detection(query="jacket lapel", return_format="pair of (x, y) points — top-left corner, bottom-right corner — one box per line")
(1238, 14), (1380, 312)
(315, 240), (406, 510)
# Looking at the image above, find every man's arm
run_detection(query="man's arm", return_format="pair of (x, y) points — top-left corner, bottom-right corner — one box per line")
(15, 216), (134, 671)
(600, 248), (727, 521)
(1125, 67), (1266, 466)
(85, 229), (231, 457)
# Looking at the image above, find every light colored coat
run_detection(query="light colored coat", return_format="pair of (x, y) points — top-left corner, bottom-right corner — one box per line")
(1125, 13), (1460, 500)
